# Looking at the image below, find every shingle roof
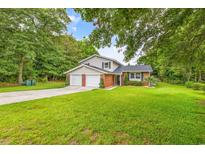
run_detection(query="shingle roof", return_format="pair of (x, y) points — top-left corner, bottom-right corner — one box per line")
(113, 65), (153, 73)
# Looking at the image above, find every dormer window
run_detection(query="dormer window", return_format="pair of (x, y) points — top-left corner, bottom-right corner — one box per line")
(102, 62), (111, 69)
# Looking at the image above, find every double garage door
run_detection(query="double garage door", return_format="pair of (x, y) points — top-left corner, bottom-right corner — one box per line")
(70, 74), (100, 87)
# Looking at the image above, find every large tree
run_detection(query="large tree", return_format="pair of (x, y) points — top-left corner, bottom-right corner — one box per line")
(0, 9), (70, 84)
(76, 8), (205, 82)
(0, 9), (98, 83)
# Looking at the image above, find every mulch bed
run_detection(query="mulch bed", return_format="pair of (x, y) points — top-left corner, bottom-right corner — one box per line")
(0, 82), (19, 87)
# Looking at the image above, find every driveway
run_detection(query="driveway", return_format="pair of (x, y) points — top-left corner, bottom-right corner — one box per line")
(0, 86), (95, 105)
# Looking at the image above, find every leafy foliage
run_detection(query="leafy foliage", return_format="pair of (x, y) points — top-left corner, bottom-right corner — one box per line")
(124, 73), (129, 85)
(124, 81), (143, 86)
(192, 83), (203, 90)
(99, 78), (104, 88)
(0, 9), (97, 83)
(123, 74), (143, 86)
(185, 81), (194, 88)
(76, 9), (205, 83)
(145, 76), (158, 87)
(202, 85), (205, 92)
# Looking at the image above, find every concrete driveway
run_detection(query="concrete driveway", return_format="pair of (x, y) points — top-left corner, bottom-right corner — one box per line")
(0, 86), (96, 106)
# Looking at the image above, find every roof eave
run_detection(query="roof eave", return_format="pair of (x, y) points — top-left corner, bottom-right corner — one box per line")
(64, 64), (108, 74)
(79, 54), (123, 66)
(79, 54), (98, 64)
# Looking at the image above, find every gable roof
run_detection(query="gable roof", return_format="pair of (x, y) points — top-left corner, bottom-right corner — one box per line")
(85, 64), (111, 73)
(113, 65), (153, 73)
(79, 54), (123, 66)
(64, 64), (109, 74)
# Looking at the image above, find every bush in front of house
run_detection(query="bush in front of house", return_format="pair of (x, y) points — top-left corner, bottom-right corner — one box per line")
(124, 73), (129, 85)
(185, 81), (194, 88)
(65, 77), (70, 86)
(126, 81), (143, 86)
(192, 83), (203, 90)
(99, 78), (104, 88)
(123, 73), (143, 86)
(145, 76), (158, 87)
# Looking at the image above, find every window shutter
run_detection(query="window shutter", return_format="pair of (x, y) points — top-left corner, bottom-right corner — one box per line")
(109, 62), (111, 69)
(102, 62), (104, 69)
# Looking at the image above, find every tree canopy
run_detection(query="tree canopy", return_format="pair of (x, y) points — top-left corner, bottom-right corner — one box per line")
(76, 8), (205, 82)
(0, 9), (97, 83)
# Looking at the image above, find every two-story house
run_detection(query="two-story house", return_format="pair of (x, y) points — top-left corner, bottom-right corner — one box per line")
(64, 54), (153, 88)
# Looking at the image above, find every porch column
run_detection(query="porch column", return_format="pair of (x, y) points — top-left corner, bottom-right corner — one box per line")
(120, 73), (122, 86)
(82, 74), (86, 87)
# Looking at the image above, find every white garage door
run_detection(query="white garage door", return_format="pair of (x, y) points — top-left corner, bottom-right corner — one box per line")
(70, 74), (82, 86)
(86, 75), (100, 87)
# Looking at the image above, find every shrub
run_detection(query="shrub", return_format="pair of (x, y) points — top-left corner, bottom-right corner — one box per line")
(38, 77), (48, 83)
(192, 83), (203, 90)
(145, 76), (158, 87)
(124, 73), (129, 85)
(99, 78), (104, 88)
(65, 76), (70, 86)
(126, 81), (143, 86)
(123, 73), (143, 86)
(185, 81), (194, 88)
(202, 85), (205, 92)
(170, 80), (184, 84)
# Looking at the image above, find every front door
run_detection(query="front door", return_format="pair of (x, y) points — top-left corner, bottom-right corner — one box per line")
(115, 75), (120, 85)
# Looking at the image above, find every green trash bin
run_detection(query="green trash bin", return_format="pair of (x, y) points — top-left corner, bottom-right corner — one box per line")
(31, 80), (36, 86)
(25, 80), (32, 86)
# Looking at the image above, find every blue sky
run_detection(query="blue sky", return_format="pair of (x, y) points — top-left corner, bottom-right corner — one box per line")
(67, 9), (95, 40)
(66, 8), (137, 64)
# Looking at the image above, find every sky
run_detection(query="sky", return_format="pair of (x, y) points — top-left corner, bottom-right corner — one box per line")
(67, 9), (137, 65)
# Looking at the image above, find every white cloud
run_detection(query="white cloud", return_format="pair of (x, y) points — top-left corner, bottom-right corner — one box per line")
(98, 46), (126, 65)
(68, 15), (81, 24)
(98, 46), (138, 65)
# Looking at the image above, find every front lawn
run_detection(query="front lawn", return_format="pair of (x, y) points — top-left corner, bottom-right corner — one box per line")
(0, 83), (205, 144)
(0, 81), (65, 93)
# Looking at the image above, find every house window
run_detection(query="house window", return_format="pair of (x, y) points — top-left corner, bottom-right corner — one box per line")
(135, 73), (141, 79)
(130, 73), (135, 79)
(129, 73), (141, 81)
(102, 62), (111, 69)
(104, 62), (109, 68)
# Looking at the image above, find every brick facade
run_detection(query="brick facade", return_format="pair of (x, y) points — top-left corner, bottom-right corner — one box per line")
(142, 72), (150, 86)
(143, 72), (150, 79)
(103, 74), (114, 88)
(68, 72), (150, 87)
(120, 72), (150, 86)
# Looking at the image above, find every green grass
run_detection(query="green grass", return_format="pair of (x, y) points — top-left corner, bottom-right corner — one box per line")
(0, 81), (65, 93)
(0, 83), (205, 144)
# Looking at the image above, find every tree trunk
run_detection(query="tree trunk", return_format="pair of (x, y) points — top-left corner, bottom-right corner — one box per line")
(198, 70), (202, 82)
(18, 56), (24, 84)
(187, 68), (192, 81)
(194, 72), (197, 82)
